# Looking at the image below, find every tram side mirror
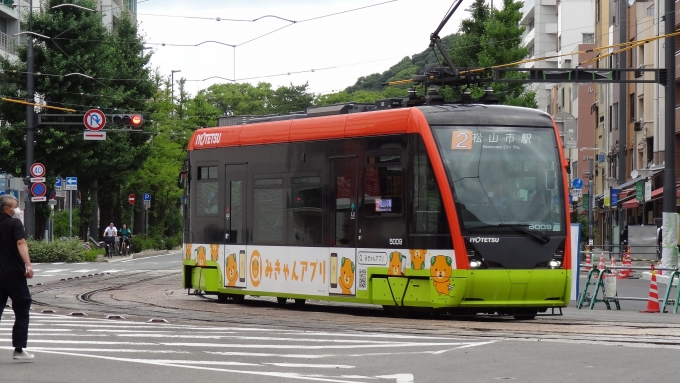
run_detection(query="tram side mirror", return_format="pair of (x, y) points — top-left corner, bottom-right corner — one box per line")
(545, 169), (557, 190)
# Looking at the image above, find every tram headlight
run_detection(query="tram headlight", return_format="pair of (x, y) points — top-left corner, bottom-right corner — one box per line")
(469, 259), (483, 269)
(548, 259), (562, 269)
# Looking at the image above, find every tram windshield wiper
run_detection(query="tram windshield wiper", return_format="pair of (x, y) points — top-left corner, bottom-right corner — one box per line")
(466, 224), (550, 245)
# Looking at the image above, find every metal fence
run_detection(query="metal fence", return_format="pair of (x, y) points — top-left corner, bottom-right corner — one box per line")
(0, 31), (16, 56)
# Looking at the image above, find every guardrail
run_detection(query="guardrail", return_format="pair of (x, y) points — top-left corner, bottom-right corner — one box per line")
(577, 264), (680, 313)
(0, 31), (16, 56)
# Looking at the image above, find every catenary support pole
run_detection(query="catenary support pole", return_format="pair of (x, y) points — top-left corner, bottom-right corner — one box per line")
(589, 157), (594, 243)
(69, 190), (72, 238)
(662, 0), (678, 269)
(618, 0), (627, 187)
(24, 0), (35, 238)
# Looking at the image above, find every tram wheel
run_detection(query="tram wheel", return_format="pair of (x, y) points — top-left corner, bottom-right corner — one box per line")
(293, 299), (306, 307)
(217, 293), (230, 303)
(277, 297), (287, 305)
(513, 309), (537, 320)
(233, 294), (245, 303)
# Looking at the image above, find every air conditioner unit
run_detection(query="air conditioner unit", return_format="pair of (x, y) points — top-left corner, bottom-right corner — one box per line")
(634, 119), (642, 131)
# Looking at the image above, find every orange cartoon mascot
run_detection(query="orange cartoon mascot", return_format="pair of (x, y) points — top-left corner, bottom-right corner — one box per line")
(225, 253), (238, 287)
(196, 246), (207, 267)
(388, 251), (405, 276)
(210, 244), (219, 262)
(339, 257), (355, 295)
(410, 249), (426, 270)
(430, 255), (453, 296)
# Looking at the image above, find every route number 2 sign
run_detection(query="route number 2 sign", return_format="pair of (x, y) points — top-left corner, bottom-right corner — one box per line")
(451, 131), (473, 150)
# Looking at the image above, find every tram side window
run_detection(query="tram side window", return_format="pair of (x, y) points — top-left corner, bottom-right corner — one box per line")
(364, 156), (403, 217)
(253, 185), (286, 243)
(195, 166), (219, 216)
(412, 153), (449, 234)
(287, 185), (322, 245)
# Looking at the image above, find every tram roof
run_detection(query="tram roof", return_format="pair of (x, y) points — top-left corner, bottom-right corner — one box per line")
(188, 104), (553, 151)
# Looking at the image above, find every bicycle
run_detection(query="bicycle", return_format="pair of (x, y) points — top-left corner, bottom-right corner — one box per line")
(120, 236), (132, 256)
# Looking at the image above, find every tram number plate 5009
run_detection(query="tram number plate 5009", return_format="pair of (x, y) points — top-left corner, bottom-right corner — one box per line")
(389, 238), (403, 246)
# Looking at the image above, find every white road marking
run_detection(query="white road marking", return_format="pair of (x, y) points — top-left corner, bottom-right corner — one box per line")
(71, 269), (97, 273)
(266, 363), (354, 369)
(10, 349), (373, 383)
(99, 269), (124, 273)
(0, 346), (189, 354)
(40, 269), (68, 273)
(206, 351), (330, 359)
(376, 374), (415, 383)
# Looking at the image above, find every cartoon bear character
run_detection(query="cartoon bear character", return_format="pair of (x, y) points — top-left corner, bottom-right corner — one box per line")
(339, 257), (355, 295)
(410, 249), (427, 270)
(430, 255), (453, 296)
(225, 253), (238, 287)
(196, 246), (207, 267)
(210, 244), (219, 262)
(185, 243), (192, 260)
(388, 251), (405, 276)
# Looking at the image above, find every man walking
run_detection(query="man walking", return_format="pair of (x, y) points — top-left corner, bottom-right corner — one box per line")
(0, 195), (34, 360)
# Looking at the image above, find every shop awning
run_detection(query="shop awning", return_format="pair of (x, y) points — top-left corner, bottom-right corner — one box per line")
(622, 183), (680, 209)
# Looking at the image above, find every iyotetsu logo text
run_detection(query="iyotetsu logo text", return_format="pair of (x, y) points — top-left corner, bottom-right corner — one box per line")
(195, 133), (222, 146)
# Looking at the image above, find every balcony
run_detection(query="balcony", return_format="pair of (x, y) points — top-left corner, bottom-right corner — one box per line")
(522, 27), (535, 49)
(0, 31), (15, 56)
(0, 0), (14, 9)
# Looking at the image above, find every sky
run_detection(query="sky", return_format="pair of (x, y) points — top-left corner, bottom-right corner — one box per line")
(136, 0), (468, 96)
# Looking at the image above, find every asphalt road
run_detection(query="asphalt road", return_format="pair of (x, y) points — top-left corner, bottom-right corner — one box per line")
(1, 255), (679, 382)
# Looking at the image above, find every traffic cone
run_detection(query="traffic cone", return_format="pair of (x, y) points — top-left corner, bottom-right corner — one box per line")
(598, 255), (605, 272)
(585, 252), (592, 271)
(641, 265), (661, 313)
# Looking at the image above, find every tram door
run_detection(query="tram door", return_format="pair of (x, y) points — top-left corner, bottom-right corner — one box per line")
(328, 157), (358, 296)
(223, 164), (247, 289)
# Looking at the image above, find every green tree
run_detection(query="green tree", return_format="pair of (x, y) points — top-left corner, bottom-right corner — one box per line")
(0, 0), (156, 238)
(447, 0), (536, 107)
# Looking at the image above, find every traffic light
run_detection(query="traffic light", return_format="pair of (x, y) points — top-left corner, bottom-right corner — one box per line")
(111, 114), (144, 128)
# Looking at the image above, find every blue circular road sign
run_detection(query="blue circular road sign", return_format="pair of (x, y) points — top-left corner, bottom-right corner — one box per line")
(572, 178), (584, 189)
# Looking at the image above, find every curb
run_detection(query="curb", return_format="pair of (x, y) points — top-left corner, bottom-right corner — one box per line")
(98, 249), (171, 263)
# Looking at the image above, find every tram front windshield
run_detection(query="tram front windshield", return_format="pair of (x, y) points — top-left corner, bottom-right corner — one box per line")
(433, 126), (565, 236)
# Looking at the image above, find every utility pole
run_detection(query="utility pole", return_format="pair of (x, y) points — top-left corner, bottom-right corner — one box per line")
(662, 0), (677, 268)
(617, 0), (627, 186)
(588, 156), (594, 242)
(24, 0), (35, 238)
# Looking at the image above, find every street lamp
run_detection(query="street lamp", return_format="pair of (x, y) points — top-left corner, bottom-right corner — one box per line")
(50, 3), (97, 12)
(64, 73), (94, 79)
(171, 70), (181, 119)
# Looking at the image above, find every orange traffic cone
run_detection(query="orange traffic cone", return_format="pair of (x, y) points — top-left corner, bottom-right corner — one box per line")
(585, 253), (592, 271)
(641, 265), (661, 313)
(598, 255), (605, 272)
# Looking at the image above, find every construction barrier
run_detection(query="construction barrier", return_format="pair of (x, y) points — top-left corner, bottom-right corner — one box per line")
(577, 264), (680, 313)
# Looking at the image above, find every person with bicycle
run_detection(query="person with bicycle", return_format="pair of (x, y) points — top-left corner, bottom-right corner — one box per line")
(102, 223), (117, 258)
(118, 224), (131, 255)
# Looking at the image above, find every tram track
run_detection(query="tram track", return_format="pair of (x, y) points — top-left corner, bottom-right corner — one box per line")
(25, 268), (680, 349)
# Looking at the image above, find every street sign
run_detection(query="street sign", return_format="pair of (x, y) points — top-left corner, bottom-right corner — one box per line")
(572, 189), (583, 198)
(128, 193), (135, 205)
(636, 182), (644, 201)
(65, 177), (77, 190)
(31, 196), (46, 202)
(48, 200), (57, 206)
(48, 190), (57, 200)
(55, 177), (62, 189)
(84, 131), (107, 141)
(31, 183), (46, 197)
(569, 194), (573, 204)
(611, 189), (619, 205)
(30, 163), (46, 178)
(645, 181), (652, 201)
(143, 193), (151, 201)
(56, 190), (66, 198)
(83, 109), (106, 131)
(572, 178), (584, 189)
(30, 177), (45, 183)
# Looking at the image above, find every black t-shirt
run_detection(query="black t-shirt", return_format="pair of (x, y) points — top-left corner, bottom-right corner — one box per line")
(0, 214), (27, 278)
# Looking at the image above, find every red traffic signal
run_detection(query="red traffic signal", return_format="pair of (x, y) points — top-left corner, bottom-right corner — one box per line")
(112, 114), (144, 128)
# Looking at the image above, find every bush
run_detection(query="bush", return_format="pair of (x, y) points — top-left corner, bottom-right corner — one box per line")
(84, 248), (104, 262)
(164, 234), (182, 250)
(28, 239), (90, 263)
(52, 210), (81, 238)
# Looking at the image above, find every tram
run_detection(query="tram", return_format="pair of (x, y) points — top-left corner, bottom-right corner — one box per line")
(182, 100), (571, 318)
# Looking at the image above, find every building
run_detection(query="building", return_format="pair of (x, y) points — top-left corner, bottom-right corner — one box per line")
(0, 0), (26, 62)
(519, 0), (559, 112)
(96, 0), (137, 31)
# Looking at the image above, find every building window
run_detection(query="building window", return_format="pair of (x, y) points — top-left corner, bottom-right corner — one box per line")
(0, 18), (6, 35)
(630, 93), (635, 122)
(596, 0), (600, 22)
(558, 36), (561, 51)
(612, 103), (619, 131)
(647, 4), (655, 17)
(582, 33), (595, 44)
